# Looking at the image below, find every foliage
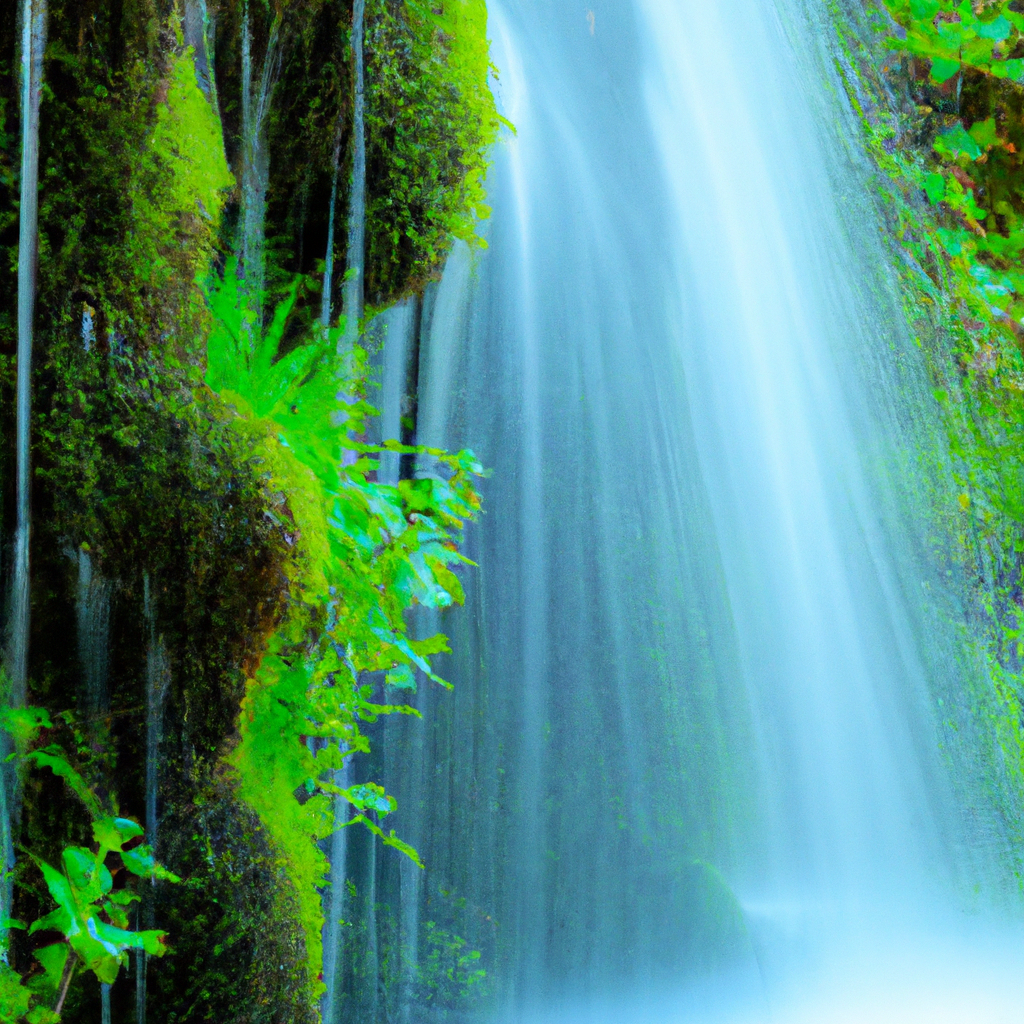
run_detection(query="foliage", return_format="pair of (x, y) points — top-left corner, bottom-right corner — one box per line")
(131, 45), (235, 358)
(836, 0), (1024, 856)
(145, 790), (317, 1024)
(0, 0), (497, 1014)
(414, 921), (488, 1008)
(364, 0), (508, 301)
(336, 887), (489, 1023)
(885, 0), (1024, 84)
(203, 267), (483, 1003)
(0, 708), (175, 1021)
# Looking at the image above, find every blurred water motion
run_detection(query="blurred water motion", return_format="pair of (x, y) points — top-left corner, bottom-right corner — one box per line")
(358, 0), (1024, 1019)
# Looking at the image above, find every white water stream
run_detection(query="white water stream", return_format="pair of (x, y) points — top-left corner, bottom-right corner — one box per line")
(365, 0), (1024, 1020)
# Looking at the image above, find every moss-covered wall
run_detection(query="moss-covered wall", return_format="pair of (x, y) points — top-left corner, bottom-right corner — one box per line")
(0, 0), (497, 1018)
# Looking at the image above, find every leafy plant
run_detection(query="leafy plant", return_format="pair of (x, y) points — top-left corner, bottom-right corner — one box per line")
(885, 0), (1024, 84)
(0, 708), (177, 1021)
(833, 0), (1024, 867)
(364, 0), (510, 298)
(415, 921), (488, 1009)
(203, 265), (483, 1002)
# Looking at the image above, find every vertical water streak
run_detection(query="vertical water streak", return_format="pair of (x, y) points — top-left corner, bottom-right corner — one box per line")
(239, 2), (280, 345)
(321, 125), (343, 329)
(11, 0), (46, 704)
(365, 830), (380, 1024)
(340, 0), (366, 356)
(399, 293), (426, 483)
(76, 549), (111, 732)
(82, 304), (95, 352)
(75, 548), (112, 1024)
(368, 300), (418, 485)
(184, 0), (215, 105)
(388, 0), (801, 1009)
(324, 10), (371, 1005)
(321, 753), (353, 1024)
(637, 0), (964, 913)
(477, 21), (551, 994)
(137, 574), (171, 1024)
(3, 0), (47, 957)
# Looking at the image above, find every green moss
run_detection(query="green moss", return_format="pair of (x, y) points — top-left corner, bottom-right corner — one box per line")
(363, 0), (506, 302)
(0, 0), (498, 1015)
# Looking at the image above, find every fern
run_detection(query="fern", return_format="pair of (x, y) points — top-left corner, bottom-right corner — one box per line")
(202, 267), (483, 1004)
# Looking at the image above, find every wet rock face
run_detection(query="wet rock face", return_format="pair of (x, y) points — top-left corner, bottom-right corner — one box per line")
(0, 0), (497, 1017)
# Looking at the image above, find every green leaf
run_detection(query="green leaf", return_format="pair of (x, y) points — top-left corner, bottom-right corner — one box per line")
(31, 859), (77, 936)
(252, 276), (302, 381)
(107, 890), (141, 906)
(910, 0), (940, 18)
(121, 844), (180, 883)
(120, 845), (156, 878)
(930, 56), (962, 83)
(25, 749), (102, 818)
(345, 783), (395, 816)
(30, 907), (75, 937)
(969, 117), (1000, 149)
(1004, 57), (1024, 80)
(385, 665), (417, 690)
(935, 124), (983, 161)
(0, 963), (33, 1020)
(0, 706), (51, 749)
(924, 172), (946, 204)
(976, 14), (1011, 39)
(92, 816), (144, 852)
(33, 944), (68, 991)
(62, 847), (98, 891)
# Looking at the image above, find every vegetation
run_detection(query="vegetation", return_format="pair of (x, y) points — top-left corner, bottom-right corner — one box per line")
(0, 706), (175, 1023)
(0, 0), (499, 1019)
(835, 0), (1024, 859)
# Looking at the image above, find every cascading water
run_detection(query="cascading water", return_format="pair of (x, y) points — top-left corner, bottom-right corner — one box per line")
(239, 1), (280, 339)
(322, 12), (370, 1016)
(3, 0), (47, 958)
(136, 573), (171, 1024)
(74, 546), (113, 1021)
(358, 0), (1024, 1021)
(339, 0), (367, 355)
(184, 0), (217, 108)
(76, 549), (111, 731)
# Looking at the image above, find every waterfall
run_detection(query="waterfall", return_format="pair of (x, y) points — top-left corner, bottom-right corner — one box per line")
(322, 15), (371, 1009)
(75, 550), (113, 1022)
(339, 0), (366, 355)
(366, 297), (424, 485)
(137, 573), (171, 1024)
(2, 0), (47, 957)
(321, 124), (343, 330)
(184, 0), (217, 109)
(76, 549), (111, 733)
(364, 0), (1024, 1019)
(320, 754), (353, 1024)
(239, 1), (280, 344)
(144, 573), (171, 863)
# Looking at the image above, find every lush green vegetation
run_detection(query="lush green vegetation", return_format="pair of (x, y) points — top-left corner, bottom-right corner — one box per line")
(0, 0), (499, 1019)
(0, 708), (176, 1024)
(836, 0), (1024, 857)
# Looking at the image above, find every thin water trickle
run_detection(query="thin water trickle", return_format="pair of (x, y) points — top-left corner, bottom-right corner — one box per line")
(3, 0), (47, 956)
(239, 0), (278, 339)
(138, 574), (171, 1024)
(340, 0), (366, 355)
(77, 549), (111, 727)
